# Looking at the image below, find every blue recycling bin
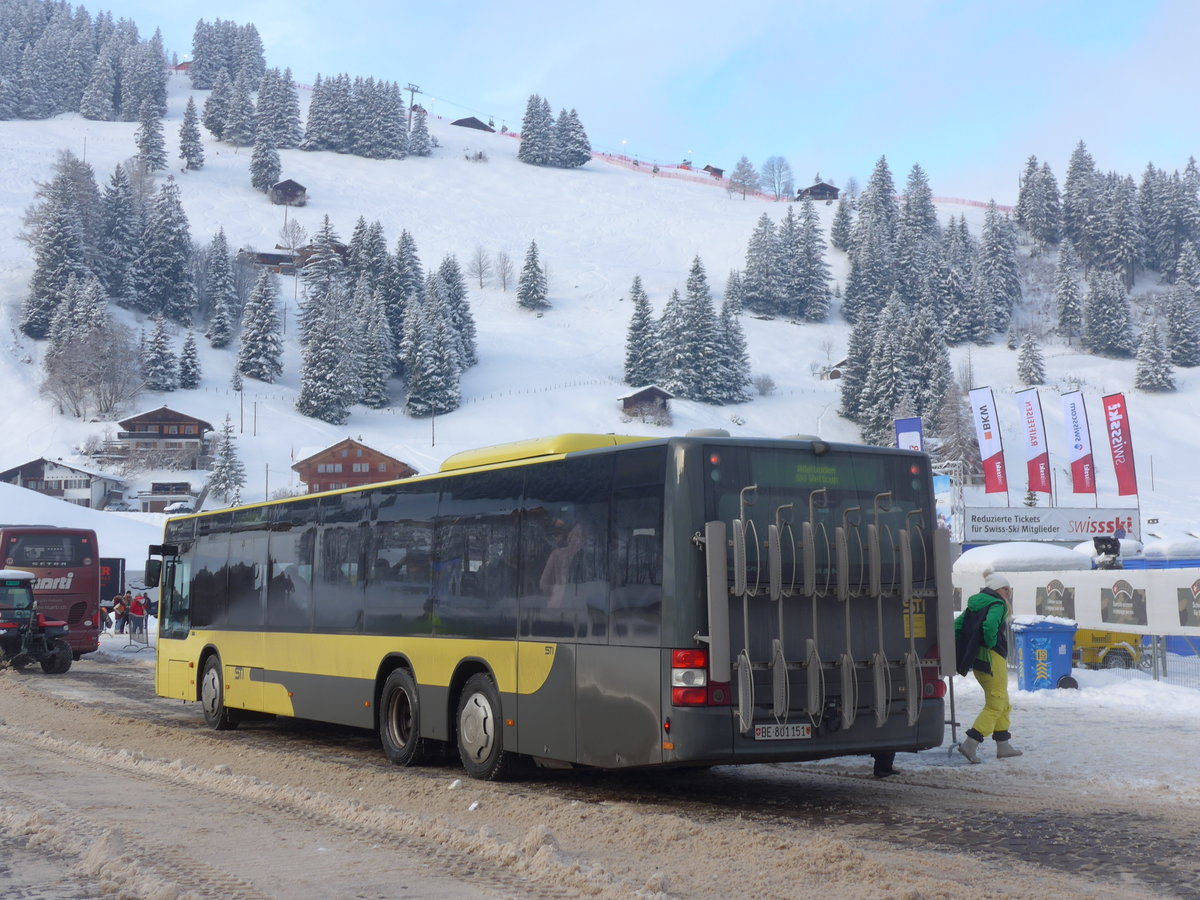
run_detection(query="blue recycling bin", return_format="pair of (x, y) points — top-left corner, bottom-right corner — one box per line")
(1013, 619), (1078, 691)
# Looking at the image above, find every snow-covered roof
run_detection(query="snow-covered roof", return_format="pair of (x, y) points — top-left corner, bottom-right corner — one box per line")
(0, 458), (126, 484)
(0, 569), (34, 580)
(953, 541), (1093, 574)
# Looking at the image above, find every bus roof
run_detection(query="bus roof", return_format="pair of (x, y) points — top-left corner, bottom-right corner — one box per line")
(439, 433), (656, 473)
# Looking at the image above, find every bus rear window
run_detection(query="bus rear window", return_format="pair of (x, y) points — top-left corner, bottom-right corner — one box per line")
(5, 534), (91, 567)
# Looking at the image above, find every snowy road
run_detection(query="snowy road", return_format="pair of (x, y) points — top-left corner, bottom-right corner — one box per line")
(0, 653), (1194, 899)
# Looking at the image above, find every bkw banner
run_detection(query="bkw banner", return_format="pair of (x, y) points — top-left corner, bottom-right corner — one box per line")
(968, 386), (1008, 493)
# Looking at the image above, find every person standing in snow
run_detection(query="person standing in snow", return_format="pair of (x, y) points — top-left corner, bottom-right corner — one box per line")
(954, 572), (1023, 763)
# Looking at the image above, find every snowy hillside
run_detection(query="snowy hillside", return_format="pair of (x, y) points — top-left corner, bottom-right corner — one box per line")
(1, 72), (1196, 551)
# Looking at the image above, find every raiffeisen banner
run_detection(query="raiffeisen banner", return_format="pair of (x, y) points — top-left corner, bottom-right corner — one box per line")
(1060, 391), (1096, 494)
(1015, 388), (1051, 493)
(1102, 392), (1138, 496)
(963, 507), (1138, 543)
(968, 386), (1007, 493)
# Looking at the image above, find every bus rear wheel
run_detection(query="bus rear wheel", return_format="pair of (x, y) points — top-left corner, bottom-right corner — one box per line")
(200, 656), (239, 730)
(456, 673), (513, 781)
(380, 668), (425, 766)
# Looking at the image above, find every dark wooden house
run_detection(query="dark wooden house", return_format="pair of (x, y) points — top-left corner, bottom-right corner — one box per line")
(451, 116), (495, 132)
(116, 406), (215, 469)
(702, 165), (724, 179)
(270, 179), (308, 206)
(797, 182), (840, 201)
(291, 439), (417, 494)
(618, 386), (673, 414)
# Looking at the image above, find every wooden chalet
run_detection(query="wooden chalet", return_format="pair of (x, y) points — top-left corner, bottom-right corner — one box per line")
(115, 406), (215, 469)
(451, 116), (495, 132)
(797, 181), (840, 201)
(618, 386), (673, 414)
(237, 249), (297, 275)
(0, 458), (127, 509)
(702, 165), (724, 179)
(137, 481), (198, 513)
(291, 439), (417, 494)
(270, 179), (308, 206)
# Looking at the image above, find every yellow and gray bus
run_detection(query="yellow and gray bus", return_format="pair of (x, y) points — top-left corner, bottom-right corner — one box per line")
(145, 432), (954, 779)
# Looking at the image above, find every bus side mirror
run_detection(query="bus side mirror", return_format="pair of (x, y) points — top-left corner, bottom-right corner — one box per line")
(143, 559), (161, 588)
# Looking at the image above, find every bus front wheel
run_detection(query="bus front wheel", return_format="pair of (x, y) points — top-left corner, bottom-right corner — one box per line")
(456, 673), (513, 781)
(200, 656), (239, 730)
(380, 668), (425, 766)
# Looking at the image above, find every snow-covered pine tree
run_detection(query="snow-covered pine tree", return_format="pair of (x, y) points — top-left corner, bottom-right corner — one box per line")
(208, 414), (247, 504)
(237, 269), (283, 382)
(656, 288), (688, 397)
(276, 67), (303, 148)
(357, 285), (394, 409)
(517, 94), (552, 166)
(516, 241), (549, 310)
(202, 228), (238, 344)
(134, 96), (167, 170)
(715, 288), (752, 404)
(143, 314), (178, 391)
(623, 275), (658, 387)
(97, 163), (139, 308)
(1095, 173), (1142, 289)
(858, 297), (912, 445)
(201, 67), (231, 140)
(79, 49), (116, 121)
(1062, 140), (1098, 269)
(842, 156), (899, 323)
(1082, 271), (1134, 357)
(295, 288), (355, 424)
(298, 215), (347, 345)
(838, 309), (878, 422)
(727, 156), (760, 199)
(177, 331), (200, 388)
(1017, 333), (1046, 385)
(829, 195), (853, 251)
(1134, 321), (1176, 392)
(776, 207), (803, 317)
(250, 128), (280, 193)
(378, 229), (422, 372)
(680, 256), (725, 403)
(975, 201), (1022, 335)
(798, 198), (832, 322)
(438, 255), (477, 368)
(223, 70), (256, 147)
(902, 304), (952, 420)
(403, 279), (462, 417)
(1164, 284), (1200, 367)
(408, 104), (432, 156)
(300, 73), (330, 151)
(1054, 241), (1083, 343)
(178, 96), (205, 169)
(132, 177), (195, 322)
(554, 108), (591, 168)
(741, 213), (780, 315)
(20, 174), (87, 338)
(233, 23), (266, 84)
(1175, 240), (1200, 292)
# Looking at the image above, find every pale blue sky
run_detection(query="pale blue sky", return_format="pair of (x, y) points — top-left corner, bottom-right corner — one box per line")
(106, 0), (1196, 201)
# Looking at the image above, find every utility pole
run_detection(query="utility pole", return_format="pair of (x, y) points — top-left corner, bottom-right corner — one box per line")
(406, 83), (422, 130)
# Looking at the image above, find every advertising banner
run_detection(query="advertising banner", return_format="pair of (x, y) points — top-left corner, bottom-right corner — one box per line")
(1060, 391), (1096, 494)
(1101, 393), (1138, 496)
(894, 416), (923, 452)
(1015, 388), (1051, 493)
(968, 386), (1007, 493)
(963, 507), (1138, 542)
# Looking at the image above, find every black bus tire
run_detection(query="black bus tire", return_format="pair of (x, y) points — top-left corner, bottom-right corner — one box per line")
(380, 668), (425, 766)
(456, 673), (513, 781)
(200, 655), (239, 730)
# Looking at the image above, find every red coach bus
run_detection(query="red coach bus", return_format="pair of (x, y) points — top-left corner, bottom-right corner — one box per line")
(0, 526), (101, 658)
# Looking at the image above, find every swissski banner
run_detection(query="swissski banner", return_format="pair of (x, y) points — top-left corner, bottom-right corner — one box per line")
(968, 386), (1008, 493)
(1060, 391), (1096, 493)
(1102, 392), (1139, 496)
(1015, 388), (1051, 493)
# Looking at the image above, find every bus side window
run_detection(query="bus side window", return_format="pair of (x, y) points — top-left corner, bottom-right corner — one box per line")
(610, 492), (663, 645)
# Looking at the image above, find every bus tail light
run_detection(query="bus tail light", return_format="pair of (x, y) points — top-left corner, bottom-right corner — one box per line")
(921, 647), (946, 699)
(671, 649), (729, 706)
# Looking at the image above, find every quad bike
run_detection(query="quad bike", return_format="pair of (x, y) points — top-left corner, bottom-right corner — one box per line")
(0, 573), (72, 674)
